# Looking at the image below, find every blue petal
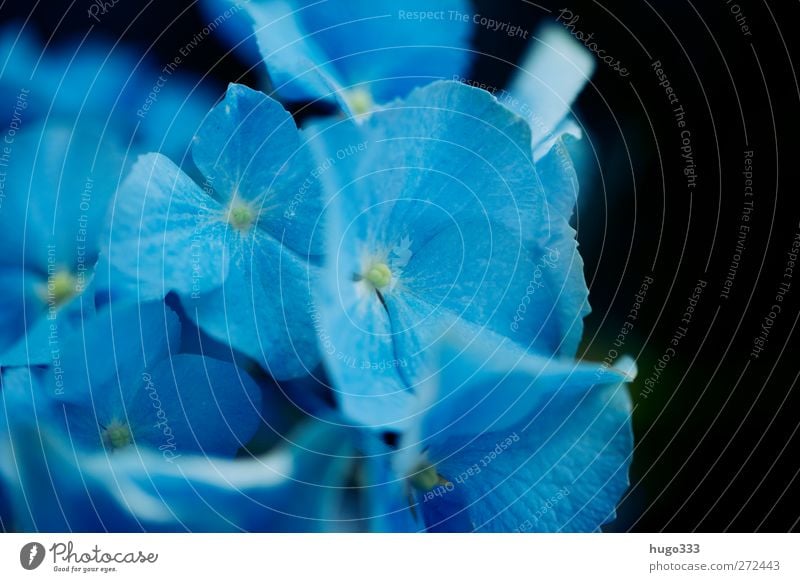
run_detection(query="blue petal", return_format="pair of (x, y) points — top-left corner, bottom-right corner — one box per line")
(109, 419), (356, 532)
(48, 302), (180, 411)
(361, 450), (421, 532)
(185, 233), (321, 380)
(192, 83), (325, 255)
(0, 276), (99, 368)
(106, 153), (229, 299)
(135, 77), (217, 162)
(351, 81), (546, 240)
(389, 221), (582, 359)
(0, 268), (43, 357)
(418, 338), (633, 452)
(427, 381), (633, 532)
(376, 336), (635, 533)
(126, 354), (263, 457)
(245, 0), (474, 110)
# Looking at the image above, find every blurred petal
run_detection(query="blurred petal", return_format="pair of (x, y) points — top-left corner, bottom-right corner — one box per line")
(129, 354), (262, 457)
(245, 0), (474, 111)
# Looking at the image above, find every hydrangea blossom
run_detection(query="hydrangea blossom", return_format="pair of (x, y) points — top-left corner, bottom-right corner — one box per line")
(310, 81), (590, 428)
(107, 84), (325, 379)
(0, 22), (216, 360)
(0, 122), (124, 360)
(362, 338), (634, 532)
(1, 367), (354, 531)
(3, 302), (262, 458)
(0, 4), (637, 534)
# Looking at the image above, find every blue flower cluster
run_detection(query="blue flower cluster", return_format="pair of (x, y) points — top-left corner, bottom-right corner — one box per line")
(1, 0), (634, 532)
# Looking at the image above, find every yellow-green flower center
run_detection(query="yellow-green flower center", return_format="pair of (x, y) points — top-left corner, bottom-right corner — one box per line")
(345, 88), (374, 116)
(408, 462), (448, 492)
(365, 262), (392, 289)
(103, 421), (132, 451)
(38, 270), (78, 308)
(226, 200), (256, 231)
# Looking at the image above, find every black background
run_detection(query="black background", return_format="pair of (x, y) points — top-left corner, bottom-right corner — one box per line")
(2, 0), (798, 532)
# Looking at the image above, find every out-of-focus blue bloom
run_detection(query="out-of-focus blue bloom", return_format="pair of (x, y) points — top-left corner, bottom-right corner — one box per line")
(0, 121), (124, 360)
(364, 338), (635, 532)
(311, 81), (589, 428)
(0, 24), (215, 159)
(0, 372), (355, 531)
(107, 83), (324, 379)
(3, 302), (262, 458)
(0, 22), (218, 360)
(231, 0), (474, 114)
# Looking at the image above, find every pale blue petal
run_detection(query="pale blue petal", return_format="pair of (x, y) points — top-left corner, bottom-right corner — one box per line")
(354, 81), (546, 243)
(506, 23), (595, 153)
(418, 337), (633, 453)
(106, 153), (229, 299)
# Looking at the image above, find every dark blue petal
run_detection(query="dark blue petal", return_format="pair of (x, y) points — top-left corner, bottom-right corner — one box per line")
(49, 302), (180, 410)
(127, 354), (262, 457)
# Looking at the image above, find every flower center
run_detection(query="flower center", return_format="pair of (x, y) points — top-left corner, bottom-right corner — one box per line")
(344, 88), (374, 116)
(103, 420), (132, 451)
(408, 462), (449, 492)
(37, 270), (79, 308)
(226, 199), (256, 231)
(364, 262), (392, 289)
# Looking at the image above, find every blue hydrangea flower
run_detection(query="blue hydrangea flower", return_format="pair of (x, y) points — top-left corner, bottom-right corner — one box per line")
(0, 121), (124, 361)
(4, 302), (262, 458)
(363, 338), (635, 532)
(310, 81), (589, 427)
(1, 368), (353, 531)
(234, 0), (474, 114)
(106, 83), (325, 379)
